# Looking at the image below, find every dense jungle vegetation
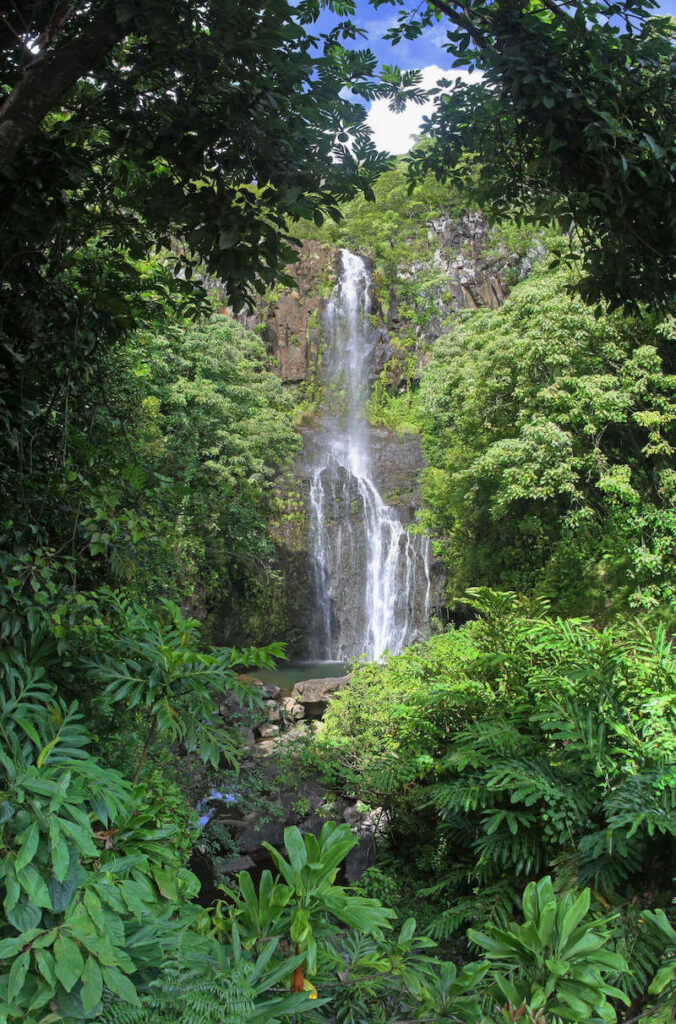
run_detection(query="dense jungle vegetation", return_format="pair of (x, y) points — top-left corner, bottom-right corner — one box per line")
(1, 1), (675, 1023)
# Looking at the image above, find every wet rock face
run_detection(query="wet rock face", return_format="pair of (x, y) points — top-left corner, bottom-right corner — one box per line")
(384, 211), (517, 368)
(271, 422), (444, 659)
(272, 421), (438, 659)
(239, 240), (334, 383)
(229, 215), (518, 653)
(369, 428), (425, 517)
(427, 210), (512, 309)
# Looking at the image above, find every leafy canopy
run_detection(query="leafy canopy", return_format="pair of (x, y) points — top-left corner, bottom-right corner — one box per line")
(417, 261), (676, 618)
(379, 0), (676, 309)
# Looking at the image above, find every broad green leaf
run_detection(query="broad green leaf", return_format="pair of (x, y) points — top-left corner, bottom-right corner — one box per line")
(102, 965), (140, 1005)
(290, 908), (311, 945)
(37, 738), (59, 768)
(283, 826), (308, 875)
(81, 956), (103, 1013)
(49, 819), (70, 882)
(35, 949), (56, 986)
(16, 821), (40, 872)
(18, 864), (52, 908)
(648, 963), (676, 995)
(558, 889), (591, 951)
(7, 950), (30, 1002)
(7, 900), (41, 932)
(83, 890), (106, 933)
(0, 936), (23, 958)
(54, 934), (84, 992)
(59, 818), (98, 857)
(4, 867), (20, 912)
(16, 717), (40, 745)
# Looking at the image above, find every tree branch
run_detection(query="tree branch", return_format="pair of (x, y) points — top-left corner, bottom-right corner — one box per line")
(424, 0), (496, 52)
(0, 6), (125, 166)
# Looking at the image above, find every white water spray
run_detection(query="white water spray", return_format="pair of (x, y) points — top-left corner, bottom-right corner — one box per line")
(308, 250), (431, 661)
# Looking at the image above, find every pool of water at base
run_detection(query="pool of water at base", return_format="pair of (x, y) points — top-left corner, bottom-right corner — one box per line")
(253, 661), (350, 697)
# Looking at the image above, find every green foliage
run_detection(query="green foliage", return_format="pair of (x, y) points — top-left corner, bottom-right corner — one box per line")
(204, 823), (490, 1024)
(401, 0), (676, 310)
(418, 263), (676, 618)
(469, 876), (630, 1023)
(0, 660), (201, 1022)
(642, 907), (676, 1006)
(128, 316), (301, 606)
(1, 310), (301, 642)
(318, 626), (487, 797)
(314, 591), (676, 967)
(0, 582), (294, 1022)
(367, 357), (423, 434)
(0, 2), (399, 317)
(86, 593), (283, 779)
(96, 819), (492, 1024)
(309, 159), (466, 281)
(215, 824), (395, 972)
(99, 933), (318, 1024)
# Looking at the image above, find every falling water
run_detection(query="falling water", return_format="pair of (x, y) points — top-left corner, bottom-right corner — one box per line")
(308, 250), (431, 661)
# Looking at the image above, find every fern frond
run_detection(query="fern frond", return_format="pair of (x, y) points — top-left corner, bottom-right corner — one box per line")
(440, 719), (529, 770)
(428, 775), (495, 815)
(576, 828), (645, 890)
(604, 772), (676, 839)
(425, 881), (521, 941)
(472, 827), (547, 879)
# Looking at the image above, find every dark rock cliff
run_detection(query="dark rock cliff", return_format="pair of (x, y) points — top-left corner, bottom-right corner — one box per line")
(239, 240), (334, 383)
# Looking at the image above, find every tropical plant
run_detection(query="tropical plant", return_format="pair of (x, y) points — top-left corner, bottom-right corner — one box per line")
(0, 664), (200, 1021)
(417, 263), (676, 619)
(86, 593), (283, 781)
(642, 907), (676, 1012)
(216, 824), (395, 982)
(469, 877), (630, 1023)
(128, 315), (301, 611)
(99, 929), (320, 1024)
(0, 2), (404, 315)
(315, 589), (676, 980)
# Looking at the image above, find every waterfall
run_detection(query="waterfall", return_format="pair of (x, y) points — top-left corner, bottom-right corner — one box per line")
(308, 250), (431, 661)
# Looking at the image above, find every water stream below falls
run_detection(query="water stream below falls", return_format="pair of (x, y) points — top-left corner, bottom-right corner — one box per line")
(307, 250), (431, 661)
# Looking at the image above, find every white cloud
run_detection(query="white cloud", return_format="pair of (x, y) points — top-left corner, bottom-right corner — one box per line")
(366, 64), (481, 155)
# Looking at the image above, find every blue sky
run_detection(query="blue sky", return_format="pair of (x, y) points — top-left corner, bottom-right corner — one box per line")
(315, 0), (676, 68)
(311, 1), (676, 153)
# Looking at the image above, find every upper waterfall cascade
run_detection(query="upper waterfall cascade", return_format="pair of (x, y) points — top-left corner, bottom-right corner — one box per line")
(308, 249), (431, 661)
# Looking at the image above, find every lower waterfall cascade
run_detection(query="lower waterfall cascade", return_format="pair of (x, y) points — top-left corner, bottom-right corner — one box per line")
(307, 249), (431, 662)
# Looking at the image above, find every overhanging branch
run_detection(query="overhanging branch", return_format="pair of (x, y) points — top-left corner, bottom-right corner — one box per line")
(0, 6), (125, 166)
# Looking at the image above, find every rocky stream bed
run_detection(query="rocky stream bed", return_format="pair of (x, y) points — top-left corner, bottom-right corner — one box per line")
(189, 672), (384, 902)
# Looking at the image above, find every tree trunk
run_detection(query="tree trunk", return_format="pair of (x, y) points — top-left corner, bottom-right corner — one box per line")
(0, 8), (125, 166)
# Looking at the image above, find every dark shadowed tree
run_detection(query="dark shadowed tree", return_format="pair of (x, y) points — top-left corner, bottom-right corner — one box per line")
(376, 0), (676, 309)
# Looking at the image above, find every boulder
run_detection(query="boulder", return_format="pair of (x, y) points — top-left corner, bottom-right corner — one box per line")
(261, 683), (281, 701)
(265, 699), (281, 724)
(214, 854), (256, 875)
(291, 675), (349, 718)
(252, 738), (278, 757)
(257, 723), (280, 739)
(237, 727), (257, 750)
(280, 697), (305, 722)
(238, 818), (287, 857)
